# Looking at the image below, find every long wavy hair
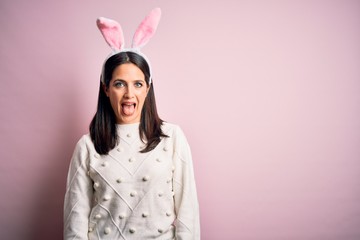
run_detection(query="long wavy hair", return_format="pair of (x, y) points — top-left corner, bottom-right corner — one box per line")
(89, 51), (168, 154)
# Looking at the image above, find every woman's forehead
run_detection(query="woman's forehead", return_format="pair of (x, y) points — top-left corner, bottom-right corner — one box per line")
(112, 63), (145, 80)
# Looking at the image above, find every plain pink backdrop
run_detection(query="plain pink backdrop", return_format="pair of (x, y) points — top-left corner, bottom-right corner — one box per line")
(1, 0), (360, 239)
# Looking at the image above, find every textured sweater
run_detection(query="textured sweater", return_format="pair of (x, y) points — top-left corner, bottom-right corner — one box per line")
(64, 122), (200, 240)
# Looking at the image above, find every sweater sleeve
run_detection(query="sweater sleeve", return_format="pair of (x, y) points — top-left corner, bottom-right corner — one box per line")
(172, 126), (201, 240)
(63, 136), (93, 240)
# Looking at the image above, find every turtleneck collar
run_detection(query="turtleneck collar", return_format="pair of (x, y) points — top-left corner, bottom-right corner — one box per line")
(116, 122), (140, 131)
(116, 122), (140, 140)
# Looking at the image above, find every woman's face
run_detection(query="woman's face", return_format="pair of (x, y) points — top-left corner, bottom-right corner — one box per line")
(104, 63), (149, 124)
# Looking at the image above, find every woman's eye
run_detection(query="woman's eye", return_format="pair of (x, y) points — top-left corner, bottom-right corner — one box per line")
(135, 82), (143, 88)
(114, 81), (125, 87)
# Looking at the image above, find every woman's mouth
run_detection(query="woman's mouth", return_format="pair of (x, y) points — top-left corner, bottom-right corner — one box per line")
(121, 102), (136, 116)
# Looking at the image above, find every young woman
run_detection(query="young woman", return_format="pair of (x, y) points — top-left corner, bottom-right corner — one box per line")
(63, 8), (200, 240)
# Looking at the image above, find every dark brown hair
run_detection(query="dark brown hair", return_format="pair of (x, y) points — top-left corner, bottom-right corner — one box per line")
(89, 51), (168, 154)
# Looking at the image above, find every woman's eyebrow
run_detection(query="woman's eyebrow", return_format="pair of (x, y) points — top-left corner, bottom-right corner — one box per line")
(114, 79), (144, 81)
(112, 79), (145, 84)
(127, 79), (146, 83)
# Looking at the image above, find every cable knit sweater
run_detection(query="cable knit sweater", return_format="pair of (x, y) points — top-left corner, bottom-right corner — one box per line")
(64, 122), (200, 240)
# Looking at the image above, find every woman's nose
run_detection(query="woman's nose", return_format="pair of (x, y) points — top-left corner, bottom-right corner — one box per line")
(124, 86), (134, 98)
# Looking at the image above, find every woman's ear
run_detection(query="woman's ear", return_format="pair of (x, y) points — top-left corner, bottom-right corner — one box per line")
(146, 83), (150, 95)
(102, 83), (109, 97)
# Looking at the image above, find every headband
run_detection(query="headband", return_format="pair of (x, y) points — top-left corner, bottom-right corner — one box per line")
(96, 8), (162, 84)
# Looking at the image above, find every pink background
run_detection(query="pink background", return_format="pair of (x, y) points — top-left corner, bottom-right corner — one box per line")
(1, 0), (360, 239)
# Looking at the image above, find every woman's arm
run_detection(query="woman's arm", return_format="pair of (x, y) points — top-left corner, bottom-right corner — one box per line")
(173, 126), (201, 240)
(64, 136), (93, 240)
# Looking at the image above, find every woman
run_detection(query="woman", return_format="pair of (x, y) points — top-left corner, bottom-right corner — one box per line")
(63, 8), (200, 240)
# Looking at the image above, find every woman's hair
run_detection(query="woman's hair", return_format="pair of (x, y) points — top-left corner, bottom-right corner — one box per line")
(89, 51), (168, 155)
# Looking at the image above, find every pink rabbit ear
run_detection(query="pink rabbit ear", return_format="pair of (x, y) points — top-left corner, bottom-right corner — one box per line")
(132, 8), (161, 49)
(97, 17), (125, 51)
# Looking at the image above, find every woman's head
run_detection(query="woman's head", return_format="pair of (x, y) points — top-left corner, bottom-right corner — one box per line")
(103, 52), (150, 124)
(90, 51), (167, 154)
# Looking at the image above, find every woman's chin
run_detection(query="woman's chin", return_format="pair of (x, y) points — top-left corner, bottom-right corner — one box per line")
(117, 115), (140, 124)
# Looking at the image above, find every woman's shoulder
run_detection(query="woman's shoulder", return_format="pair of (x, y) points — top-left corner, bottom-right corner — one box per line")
(161, 122), (192, 160)
(73, 133), (95, 152)
(76, 133), (92, 144)
(161, 121), (181, 135)
(161, 122), (188, 141)
(161, 121), (177, 130)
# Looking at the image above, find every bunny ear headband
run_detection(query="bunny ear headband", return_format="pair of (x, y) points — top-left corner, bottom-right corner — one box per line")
(97, 8), (162, 84)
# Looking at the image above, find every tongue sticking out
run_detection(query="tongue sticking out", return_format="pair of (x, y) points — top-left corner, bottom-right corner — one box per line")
(122, 104), (135, 116)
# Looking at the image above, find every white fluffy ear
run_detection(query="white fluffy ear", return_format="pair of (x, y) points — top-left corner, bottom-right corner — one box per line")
(132, 8), (161, 49)
(97, 17), (125, 51)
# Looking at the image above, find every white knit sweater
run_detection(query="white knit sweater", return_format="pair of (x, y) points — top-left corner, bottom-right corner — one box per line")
(64, 122), (200, 240)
